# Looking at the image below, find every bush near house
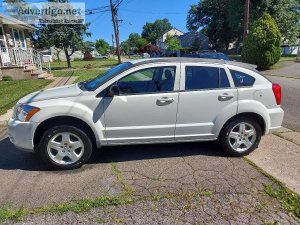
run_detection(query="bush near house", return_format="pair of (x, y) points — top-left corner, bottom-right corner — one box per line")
(242, 13), (281, 70)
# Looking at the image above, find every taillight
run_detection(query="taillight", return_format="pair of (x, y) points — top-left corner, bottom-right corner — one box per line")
(272, 83), (281, 105)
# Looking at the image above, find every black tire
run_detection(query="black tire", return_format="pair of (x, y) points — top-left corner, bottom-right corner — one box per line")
(218, 117), (262, 157)
(36, 125), (93, 170)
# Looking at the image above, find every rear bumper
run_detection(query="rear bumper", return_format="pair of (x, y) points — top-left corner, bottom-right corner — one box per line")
(8, 119), (38, 152)
(266, 107), (284, 134)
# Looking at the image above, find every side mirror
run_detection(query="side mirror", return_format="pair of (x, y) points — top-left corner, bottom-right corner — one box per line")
(109, 85), (120, 96)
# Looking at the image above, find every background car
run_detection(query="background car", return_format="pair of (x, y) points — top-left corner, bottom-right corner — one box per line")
(182, 52), (231, 61)
(95, 54), (108, 59)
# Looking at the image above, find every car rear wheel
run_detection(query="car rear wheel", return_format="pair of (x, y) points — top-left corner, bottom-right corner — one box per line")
(219, 117), (262, 156)
(37, 125), (92, 170)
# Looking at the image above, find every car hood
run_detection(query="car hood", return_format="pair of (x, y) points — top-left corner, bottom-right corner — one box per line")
(18, 84), (83, 104)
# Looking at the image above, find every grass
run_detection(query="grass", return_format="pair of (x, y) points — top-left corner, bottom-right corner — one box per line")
(228, 55), (297, 63)
(0, 196), (133, 223)
(51, 59), (118, 84)
(244, 158), (300, 221)
(51, 59), (118, 70)
(0, 79), (52, 115)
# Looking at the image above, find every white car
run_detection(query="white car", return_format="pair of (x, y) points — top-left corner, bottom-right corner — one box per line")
(8, 58), (284, 169)
(95, 54), (108, 59)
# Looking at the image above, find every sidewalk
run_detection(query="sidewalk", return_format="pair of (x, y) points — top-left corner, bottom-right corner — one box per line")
(0, 76), (77, 127)
(247, 128), (300, 195)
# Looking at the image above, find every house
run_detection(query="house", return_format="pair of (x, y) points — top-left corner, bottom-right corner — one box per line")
(156, 28), (209, 52)
(179, 31), (209, 50)
(0, 14), (51, 80)
(281, 38), (300, 56)
(156, 28), (184, 50)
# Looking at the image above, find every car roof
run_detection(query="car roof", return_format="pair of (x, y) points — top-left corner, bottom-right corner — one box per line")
(129, 57), (258, 72)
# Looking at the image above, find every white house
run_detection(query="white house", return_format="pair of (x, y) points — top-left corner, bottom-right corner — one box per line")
(0, 14), (51, 80)
(156, 28), (184, 50)
(156, 28), (209, 51)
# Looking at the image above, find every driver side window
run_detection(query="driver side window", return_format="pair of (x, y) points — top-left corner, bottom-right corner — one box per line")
(116, 66), (176, 95)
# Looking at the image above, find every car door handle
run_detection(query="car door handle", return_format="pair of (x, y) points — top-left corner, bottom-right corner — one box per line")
(218, 93), (234, 101)
(157, 97), (174, 103)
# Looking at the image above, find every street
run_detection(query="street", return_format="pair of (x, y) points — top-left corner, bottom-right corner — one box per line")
(0, 132), (299, 224)
(267, 74), (300, 132)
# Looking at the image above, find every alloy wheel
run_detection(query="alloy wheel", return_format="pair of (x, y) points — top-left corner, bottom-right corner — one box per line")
(47, 132), (84, 165)
(228, 122), (257, 152)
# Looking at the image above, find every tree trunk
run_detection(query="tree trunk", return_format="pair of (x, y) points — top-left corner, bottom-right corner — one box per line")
(64, 48), (71, 68)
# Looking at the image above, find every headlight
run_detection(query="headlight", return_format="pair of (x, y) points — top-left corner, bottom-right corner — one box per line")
(15, 105), (40, 122)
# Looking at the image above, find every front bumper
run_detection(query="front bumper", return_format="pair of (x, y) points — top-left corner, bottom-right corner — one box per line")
(8, 118), (38, 152)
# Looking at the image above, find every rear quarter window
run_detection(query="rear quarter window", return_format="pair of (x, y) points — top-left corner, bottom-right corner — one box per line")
(230, 70), (255, 87)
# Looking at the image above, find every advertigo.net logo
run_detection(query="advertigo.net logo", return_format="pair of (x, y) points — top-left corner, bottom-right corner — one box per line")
(4, 2), (85, 24)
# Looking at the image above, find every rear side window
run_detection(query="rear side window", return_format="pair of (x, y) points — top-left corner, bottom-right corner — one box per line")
(230, 70), (255, 87)
(185, 66), (230, 90)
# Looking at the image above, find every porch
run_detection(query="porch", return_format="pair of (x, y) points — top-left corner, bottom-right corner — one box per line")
(0, 47), (52, 80)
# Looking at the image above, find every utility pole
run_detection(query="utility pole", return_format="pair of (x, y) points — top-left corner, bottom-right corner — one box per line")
(243, 0), (250, 42)
(110, 0), (121, 64)
(112, 34), (115, 59)
(297, 40), (300, 62)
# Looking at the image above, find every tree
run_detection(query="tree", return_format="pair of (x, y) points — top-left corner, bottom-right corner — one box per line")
(138, 44), (161, 54)
(187, 0), (236, 50)
(95, 39), (110, 55)
(82, 41), (95, 53)
(141, 19), (172, 44)
(165, 34), (181, 51)
(127, 33), (147, 48)
(187, 0), (300, 49)
(191, 36), (202, 51)
(121, 41), (130, 56)
(33, 23), (91, 68)
(242, 13), (281, 69)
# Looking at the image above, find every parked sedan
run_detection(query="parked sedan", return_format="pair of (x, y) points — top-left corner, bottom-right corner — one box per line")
(8, 58), (284, 169)
(183, 52), (230, 60)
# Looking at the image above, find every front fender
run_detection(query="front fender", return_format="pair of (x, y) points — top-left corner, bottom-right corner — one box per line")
(29, 98), (105, 143)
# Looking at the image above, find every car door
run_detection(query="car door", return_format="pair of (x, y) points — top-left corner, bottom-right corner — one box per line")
(175, 63), (238, 141)
(103, 63), (180, 144)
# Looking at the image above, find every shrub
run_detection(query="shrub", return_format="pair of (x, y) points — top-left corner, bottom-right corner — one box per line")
(2, 76), (13, 81)
(242, 13), (281, 70)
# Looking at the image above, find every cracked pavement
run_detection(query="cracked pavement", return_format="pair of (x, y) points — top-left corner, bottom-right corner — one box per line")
(0, 132), (299, 224)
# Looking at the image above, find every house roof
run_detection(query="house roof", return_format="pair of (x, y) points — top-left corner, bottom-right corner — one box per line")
(0, 13), (37, 31)
(179, 31), (208, 39)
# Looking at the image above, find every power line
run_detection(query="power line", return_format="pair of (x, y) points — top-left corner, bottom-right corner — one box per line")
(120, 8), (186, 15)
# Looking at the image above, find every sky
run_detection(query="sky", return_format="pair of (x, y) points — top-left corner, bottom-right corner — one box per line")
(0, 0), (199, 44)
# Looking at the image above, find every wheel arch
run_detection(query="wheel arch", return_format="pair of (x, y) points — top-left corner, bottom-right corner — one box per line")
(33, 116), (97, 149)
(218, 112), (266, 138)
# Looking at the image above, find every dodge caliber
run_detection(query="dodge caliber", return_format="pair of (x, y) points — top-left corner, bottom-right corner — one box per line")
(8, 58), (284, 169)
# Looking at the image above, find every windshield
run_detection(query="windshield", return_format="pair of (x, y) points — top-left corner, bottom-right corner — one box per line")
(83, 62), (132, 91)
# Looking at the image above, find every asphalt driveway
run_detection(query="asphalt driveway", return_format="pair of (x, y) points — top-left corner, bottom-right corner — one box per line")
(0, 131), (299, 224)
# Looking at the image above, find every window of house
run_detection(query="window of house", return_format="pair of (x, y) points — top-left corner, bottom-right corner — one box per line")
(230, 70), (255, 87)
(12, 29), (26, 49)
(185, 66), (230, 90)
(116, 66), (176, 94)
(0, 26), (6, 49)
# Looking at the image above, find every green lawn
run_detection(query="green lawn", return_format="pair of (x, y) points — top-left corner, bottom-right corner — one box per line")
(0, 79), (51, 115)
(51, 59), (118, 84)
(51, 59), (118, 70)
(229, 55), (297, 63)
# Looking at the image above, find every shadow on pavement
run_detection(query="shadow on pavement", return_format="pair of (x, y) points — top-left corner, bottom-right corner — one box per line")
(0, 137), (226, 171)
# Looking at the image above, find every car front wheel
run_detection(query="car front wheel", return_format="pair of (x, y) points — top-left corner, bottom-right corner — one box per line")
(219, 117), (262, 156)
(37, 125), (93, 170)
